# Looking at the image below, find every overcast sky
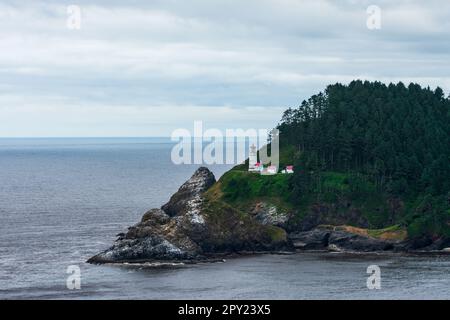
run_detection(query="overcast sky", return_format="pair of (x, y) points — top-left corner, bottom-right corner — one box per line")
(0, 0), (449, 137)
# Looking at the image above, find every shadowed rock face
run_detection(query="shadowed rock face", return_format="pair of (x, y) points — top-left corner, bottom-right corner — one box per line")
(288, 226), (396, 252)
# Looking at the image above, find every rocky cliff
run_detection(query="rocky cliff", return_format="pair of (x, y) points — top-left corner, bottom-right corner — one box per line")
(88, 167), (289, 264)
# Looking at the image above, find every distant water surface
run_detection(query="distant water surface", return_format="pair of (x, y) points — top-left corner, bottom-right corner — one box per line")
(0, 138), (449, 299)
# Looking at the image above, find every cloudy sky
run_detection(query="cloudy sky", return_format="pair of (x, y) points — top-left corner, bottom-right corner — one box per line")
(0, 0), (449, 137)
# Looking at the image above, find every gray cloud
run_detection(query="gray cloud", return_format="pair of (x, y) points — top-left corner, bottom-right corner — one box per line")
(0, 0), (449, 136)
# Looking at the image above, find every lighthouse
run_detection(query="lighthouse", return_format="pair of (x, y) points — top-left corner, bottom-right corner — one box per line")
(248, 144), (259, 172)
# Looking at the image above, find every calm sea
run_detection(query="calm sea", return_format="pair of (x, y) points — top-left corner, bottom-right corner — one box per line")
(0, 138), (449, 299)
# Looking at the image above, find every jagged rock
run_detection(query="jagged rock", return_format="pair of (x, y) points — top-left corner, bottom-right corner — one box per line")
(141, 208), (170, 224)
(401, 236), (434, 250)
(288, 226), (395, 252)
(408, 236), (450, 251)
(162, 167), (215, 217)
(251, 202), (290, 228)
(87, 235), (196, 263)
(328, 230), (394, 251)
(288, 229), (330, 250)
(88, 167), (215, 264)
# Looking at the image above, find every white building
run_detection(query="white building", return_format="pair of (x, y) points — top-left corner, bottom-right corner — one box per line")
(261, 165), (278, 175)
(267, 165), (278, 174)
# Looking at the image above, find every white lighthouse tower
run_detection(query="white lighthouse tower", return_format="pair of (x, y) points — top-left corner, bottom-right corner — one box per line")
(248, 144), (259, 172)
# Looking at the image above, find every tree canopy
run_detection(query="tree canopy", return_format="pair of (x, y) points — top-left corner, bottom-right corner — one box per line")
(277, 80), (450, 197)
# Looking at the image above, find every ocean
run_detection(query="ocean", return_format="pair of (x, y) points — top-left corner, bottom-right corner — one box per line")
(0, 138), (449, 299)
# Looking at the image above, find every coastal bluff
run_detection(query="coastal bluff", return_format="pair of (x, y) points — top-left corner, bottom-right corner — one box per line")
(88, 167), (450, 264)
(88, 167), (289, 264)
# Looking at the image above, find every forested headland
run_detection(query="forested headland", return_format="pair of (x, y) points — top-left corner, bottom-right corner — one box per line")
(224, 80), (450, 241)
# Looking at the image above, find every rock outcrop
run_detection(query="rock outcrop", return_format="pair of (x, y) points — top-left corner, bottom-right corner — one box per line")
(161, 167), (215, 217)
(289, 226), (397, 252)
(88, 167), (289, 264)
(250, 202), (290, 228)
(88, 167), (215, 263)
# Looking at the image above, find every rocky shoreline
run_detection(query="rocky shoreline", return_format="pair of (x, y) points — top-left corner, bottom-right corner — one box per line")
(289, 226), (450, 253)
(88, 167), (450, 264)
